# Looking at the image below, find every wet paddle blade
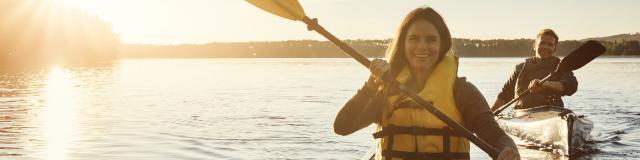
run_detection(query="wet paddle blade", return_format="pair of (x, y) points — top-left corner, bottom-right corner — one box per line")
(246, 0), (306, 21)
(556, 40), (606, 73)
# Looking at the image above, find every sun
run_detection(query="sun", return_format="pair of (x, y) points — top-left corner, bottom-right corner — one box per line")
(53, 0), (101, 14)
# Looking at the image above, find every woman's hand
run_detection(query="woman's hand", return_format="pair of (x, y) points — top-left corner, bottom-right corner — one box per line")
(365, 58), (390, 89)
(497, 147), (520, 160)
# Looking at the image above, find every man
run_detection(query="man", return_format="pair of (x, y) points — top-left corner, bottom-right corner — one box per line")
(491, 29), (578, 111)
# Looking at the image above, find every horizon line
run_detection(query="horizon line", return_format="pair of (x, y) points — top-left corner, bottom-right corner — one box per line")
(123, 32), (640, 46)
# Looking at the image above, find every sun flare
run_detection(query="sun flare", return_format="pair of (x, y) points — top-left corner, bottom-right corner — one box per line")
(42, 66), (80, 160)
(0, 0), (119, 66)
(54, 0), (99, 14)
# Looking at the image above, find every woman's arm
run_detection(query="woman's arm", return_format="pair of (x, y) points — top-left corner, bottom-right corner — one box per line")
(333, 83), (382, 136)
(457, 80), (518, 152)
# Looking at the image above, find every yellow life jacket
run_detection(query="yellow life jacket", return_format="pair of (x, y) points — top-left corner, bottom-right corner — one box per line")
(373, 55), (470, 160)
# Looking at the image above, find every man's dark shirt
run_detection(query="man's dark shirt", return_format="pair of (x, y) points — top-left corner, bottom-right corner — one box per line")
(497, 56), (578, 109)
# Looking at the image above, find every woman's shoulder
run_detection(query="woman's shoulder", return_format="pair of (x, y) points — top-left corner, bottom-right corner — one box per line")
(454, 77), (481, 95)
(453, 77), (487, 106)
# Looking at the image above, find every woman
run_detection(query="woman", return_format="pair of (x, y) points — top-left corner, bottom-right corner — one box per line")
(333, 7), (520, 160)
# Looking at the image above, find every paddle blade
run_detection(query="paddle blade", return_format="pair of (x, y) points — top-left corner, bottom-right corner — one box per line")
(246, 0), (306, 21)
(556, 40), (606, 73)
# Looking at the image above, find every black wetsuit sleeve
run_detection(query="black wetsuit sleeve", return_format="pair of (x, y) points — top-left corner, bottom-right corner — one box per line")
(457, 80), (518, 152)
(558, 71), (578, 96)
(497, 63), (524, 101)
(333, 83), (383, 136)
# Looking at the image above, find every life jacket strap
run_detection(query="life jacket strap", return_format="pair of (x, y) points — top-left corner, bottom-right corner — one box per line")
(373, 125), (464, 139)
(381, 150), (470, 160)
(375, 126), (468, 160)
(386, 100), (434, 119)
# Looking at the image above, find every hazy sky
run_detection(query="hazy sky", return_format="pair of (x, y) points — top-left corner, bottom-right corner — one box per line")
(64, 0), (640, 44)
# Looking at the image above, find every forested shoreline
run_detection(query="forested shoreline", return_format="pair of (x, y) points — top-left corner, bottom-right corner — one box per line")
(121, 36), (640, 58)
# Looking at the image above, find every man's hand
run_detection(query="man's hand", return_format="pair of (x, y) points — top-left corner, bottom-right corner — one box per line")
(528, 79), (543, 93)
(528, 79), (565, 93)
(541, 81), (565, 93)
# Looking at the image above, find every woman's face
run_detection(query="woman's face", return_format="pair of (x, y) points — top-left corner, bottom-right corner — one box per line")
(404, 19), (441, 71)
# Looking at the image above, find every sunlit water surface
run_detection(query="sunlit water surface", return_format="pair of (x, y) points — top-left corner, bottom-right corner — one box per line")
(1, 58), (638, 159)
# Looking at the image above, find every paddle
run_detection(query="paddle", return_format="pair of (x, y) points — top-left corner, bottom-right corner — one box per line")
(246, 0), (501, 158)
(492, 40), (606, 116)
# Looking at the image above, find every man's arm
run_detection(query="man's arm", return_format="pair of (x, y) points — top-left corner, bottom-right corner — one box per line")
(491, 98), (507, 112)
(558, 71), (578, 96)
(531, 71), (577, 95)
(492, 63), (524, 112)
(541, 81), (565, 92)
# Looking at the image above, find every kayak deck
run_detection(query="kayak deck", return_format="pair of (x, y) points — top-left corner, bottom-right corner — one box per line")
(496, 105), (594, 156)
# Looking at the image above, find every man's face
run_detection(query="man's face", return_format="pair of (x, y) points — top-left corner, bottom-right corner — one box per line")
(534, 35), (557, 59)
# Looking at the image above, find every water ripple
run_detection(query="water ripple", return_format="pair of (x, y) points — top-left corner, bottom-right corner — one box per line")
(0, 58), (638, 159)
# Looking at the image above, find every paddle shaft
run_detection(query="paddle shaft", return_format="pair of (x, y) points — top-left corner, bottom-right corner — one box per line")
(301, 16), (501, 158)
(301, 17), (370, 67)
(492, 73), (557, 116)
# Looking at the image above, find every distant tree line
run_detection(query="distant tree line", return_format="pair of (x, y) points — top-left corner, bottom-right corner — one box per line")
(121, 38), (640, 58)
(455, 38), (640, 56)
(0, 0), (119, 68)
(599, 40), (640, 56)
(121, 39), (387, 58)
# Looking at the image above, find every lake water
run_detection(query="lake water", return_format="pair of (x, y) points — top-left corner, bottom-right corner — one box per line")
(1, 57), (639, 159)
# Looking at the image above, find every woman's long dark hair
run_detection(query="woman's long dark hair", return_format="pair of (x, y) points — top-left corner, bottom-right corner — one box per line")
(384, 7), (453, 78)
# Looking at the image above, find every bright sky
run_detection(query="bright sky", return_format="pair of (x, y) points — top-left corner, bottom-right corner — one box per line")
(63, 0), (640, 45)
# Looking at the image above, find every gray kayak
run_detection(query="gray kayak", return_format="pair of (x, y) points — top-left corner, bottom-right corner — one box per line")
(496, 105), (594, 156)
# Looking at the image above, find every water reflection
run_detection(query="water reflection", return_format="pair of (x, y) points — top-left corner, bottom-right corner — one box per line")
(0, 59), (637, 159)
(0, 63), (117, 159)
(42, 67), (79, 160)
(0, 70), (40, 157)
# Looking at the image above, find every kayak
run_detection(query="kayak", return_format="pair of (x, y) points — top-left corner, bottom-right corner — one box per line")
(496, 105), (594, 156)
